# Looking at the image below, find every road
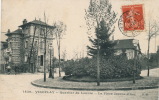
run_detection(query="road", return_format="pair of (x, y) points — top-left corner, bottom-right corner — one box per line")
(0, 68), (158, 100)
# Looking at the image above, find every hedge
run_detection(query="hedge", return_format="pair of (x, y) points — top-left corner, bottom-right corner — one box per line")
(63, 55), (142, 79)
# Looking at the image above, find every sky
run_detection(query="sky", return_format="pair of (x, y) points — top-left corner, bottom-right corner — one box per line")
(1, 0), (159, 59)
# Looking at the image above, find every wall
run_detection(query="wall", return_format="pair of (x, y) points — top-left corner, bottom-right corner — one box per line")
(23, 24), (54, 72)
(114, 49), (135, 60)
(8, 34), (23, 65)
(0, 49), (7, 73)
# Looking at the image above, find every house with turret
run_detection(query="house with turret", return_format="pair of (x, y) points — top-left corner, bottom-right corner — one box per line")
(5, 19), (55, 72)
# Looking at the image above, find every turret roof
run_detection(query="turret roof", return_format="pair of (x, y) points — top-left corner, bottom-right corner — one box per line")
(19, 19), (54, 28)
(5, 29), (23, 36)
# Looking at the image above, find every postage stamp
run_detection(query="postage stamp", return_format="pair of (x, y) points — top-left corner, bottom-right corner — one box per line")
(122, 4), (144, 31)
(118, 4), (144, 37)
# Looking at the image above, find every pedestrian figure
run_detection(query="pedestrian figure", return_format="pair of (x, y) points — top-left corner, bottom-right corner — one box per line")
(15, 66), (17, 75)
(6, 65), (11, 74)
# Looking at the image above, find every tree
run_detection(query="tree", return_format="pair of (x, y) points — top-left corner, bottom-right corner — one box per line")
(27, 25), (37, 73)
(149, 53), (158, 68)
(62, 49), (67, 61)
(87, 19), (116, 57)
(85, 0), (117, 86)
(147, 20), (159, 76)
(40, 13), (55, 81)
(54, 21), (66, 77)
(43, 13), (55, 81)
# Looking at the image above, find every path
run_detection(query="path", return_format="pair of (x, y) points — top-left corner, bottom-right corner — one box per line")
(0, 69), (158, 100)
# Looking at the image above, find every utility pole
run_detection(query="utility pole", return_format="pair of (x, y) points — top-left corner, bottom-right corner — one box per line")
(49, 43), (53, 78)
(44, 35), (46, 82)
(44, 12), (47, 82)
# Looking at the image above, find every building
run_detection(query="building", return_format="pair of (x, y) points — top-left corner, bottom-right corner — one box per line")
(5, 29), (24, 65)
(5, 19), (55, 72)
(114, 39), (141, 59)
(0, 41), (8, 73)
(150, 45), (159, 65)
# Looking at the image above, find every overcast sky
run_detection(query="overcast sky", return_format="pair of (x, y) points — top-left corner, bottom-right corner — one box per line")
(1, 0), (159, 59)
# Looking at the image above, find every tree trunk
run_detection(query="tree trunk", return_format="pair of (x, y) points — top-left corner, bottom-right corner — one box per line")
(147, 38), (150, 77)
(52, 48), (55, 78)
(157, 49), (159, 67)
(44, 36), (46, 82)
(96, 21), (100, 86)
(28, 26), (36, 73)
(58, 39), (61, 77)
(97, 39), (100, 86)
(49, 49), (53, 78)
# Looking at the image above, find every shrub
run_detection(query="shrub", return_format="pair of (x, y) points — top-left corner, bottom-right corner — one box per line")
(63, 56), (142, 79)
(63, 60), (75, 75)
(72, 59), (88, 77)
(10, 63), (29, 73)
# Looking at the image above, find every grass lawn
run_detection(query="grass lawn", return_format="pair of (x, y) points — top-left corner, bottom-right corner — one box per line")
(32, 76), (159, 90)
(63, 75), (143, 82)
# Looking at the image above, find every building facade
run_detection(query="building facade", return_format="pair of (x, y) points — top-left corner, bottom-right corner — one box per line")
(5, 19), (55, 72)
(114, 39), (141, 60)
(0, 41), (8, 73)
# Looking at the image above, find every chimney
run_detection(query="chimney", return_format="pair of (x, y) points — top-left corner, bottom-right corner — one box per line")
(7, 29), (10, 33)
(23, 19), (27, 25)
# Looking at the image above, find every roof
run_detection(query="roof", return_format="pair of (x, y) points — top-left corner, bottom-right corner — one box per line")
(11, 29), (22, 33)
(114, 39), (139, 50)
(19, 19), (54, 28)
(5, 29), (23, 36)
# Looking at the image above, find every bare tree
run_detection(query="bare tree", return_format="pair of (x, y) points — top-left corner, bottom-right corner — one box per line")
(54, 21), (66, 77)
(147, 20), (159, 76)
(40, 13), (55, 81)
(62, 49), (67, 60)
(85, 0), (117, 86)
(43, 13), (54, 81)
(28, 25), (37, 73)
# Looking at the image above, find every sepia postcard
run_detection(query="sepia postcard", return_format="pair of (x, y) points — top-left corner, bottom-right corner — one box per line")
(0, 0), (159, 100)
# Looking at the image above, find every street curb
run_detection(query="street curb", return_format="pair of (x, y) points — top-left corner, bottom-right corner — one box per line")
(31, 81), (159, 91)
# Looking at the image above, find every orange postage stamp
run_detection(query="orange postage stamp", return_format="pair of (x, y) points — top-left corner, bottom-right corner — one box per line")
(122, 4), (144, 31)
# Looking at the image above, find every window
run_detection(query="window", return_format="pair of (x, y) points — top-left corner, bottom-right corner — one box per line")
(25, 55), (27, 62)
(40, 41), (44, 49)
(25, 41), (28, 48)
(25, 26), (30, 35)
(34, 41), (37, 47)
(40, 55), (43, 66)
(10, 42), (12, 48)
